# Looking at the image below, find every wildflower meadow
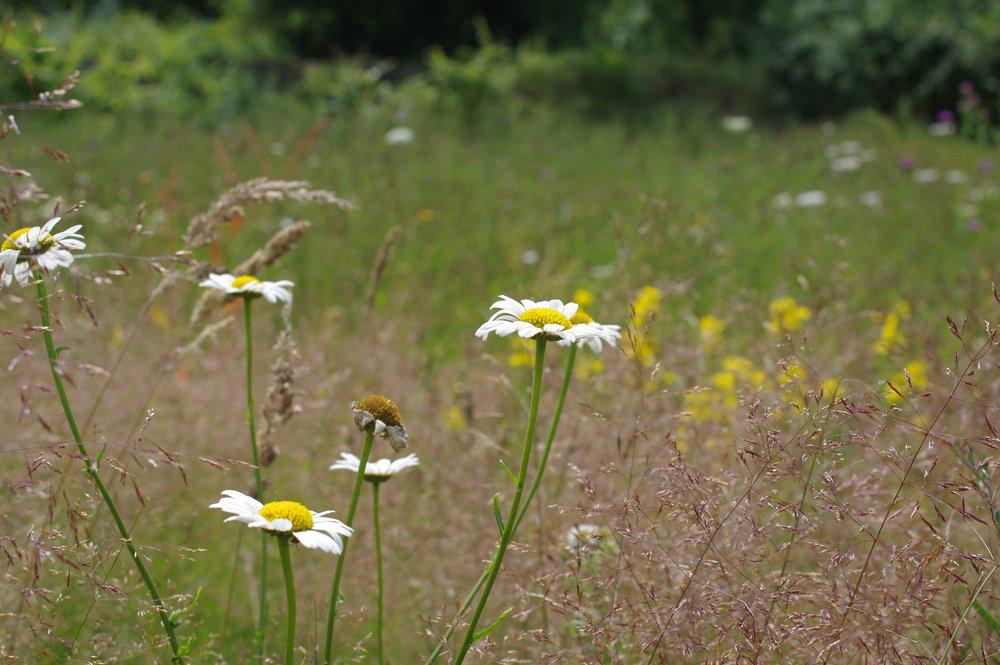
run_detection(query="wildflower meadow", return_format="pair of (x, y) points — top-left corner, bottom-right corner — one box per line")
(3, 4), (1000, 664)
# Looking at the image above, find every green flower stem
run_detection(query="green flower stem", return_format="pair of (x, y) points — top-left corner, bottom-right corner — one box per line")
(323, 429), (375, 663)
(372, 482), (385, 665)
(453, 338), (547, 664)
(277, 537), (296, 665)
(428, 344), (576, 662)
(243, 297), (269, 660)
(34, 276), (183, 664)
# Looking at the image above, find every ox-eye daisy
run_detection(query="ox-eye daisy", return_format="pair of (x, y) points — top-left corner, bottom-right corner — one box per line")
(209, 490), (352, 555)
(570, 309), (621, 353)
(1, 217), (85, 286)
(474, 295), (599, 346)
(199, 272), (293, 303)
(331, 452), (420, 483)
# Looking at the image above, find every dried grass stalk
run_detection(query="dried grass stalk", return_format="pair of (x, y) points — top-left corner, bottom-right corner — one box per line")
(183, 178), (355, 249)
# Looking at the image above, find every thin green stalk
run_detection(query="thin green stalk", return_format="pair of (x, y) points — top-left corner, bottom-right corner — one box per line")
(243, 297), (269, 660)
(35, 276), (183, 664)
(278, 537), (297, 665)
(453, 338), (547, 664)
(938, 566), (998, 664)
(373, 482), (385, 665)
(323, 429), (375, 663)
(428, 343), (574, 663)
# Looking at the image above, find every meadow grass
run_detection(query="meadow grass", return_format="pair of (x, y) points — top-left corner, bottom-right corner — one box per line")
(2, 100), (999, 662)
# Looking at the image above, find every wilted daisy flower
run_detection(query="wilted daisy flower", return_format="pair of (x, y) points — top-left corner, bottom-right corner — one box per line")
(330, 452), (419, 483)
(352, 394), (408, 451)
(475, 295), (599, 346)
(199, 273), (293, 303)
(1, 216), (85, 287)
(570, 309), (621, 353)
(210, 490), (352, 554)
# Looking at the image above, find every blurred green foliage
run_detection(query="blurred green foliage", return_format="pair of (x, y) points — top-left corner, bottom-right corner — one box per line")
(2, 0), (999, 123)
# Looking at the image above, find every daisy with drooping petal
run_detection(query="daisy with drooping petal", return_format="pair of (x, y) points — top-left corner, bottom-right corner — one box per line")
(331, 452), (420, 483)
(1, 216), (85, 287)
(210, 490), (352, 555)
(352, 394), (408, 452)
(569, 309), (622, 353)
(474, 295), (599, 346)
(331, 450), (419, 663)
(199, 273), (293, 303)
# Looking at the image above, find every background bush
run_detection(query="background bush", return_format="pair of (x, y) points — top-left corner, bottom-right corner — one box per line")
(2, 0), (998, 123)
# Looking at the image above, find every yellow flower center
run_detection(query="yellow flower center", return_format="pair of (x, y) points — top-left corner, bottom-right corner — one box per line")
(258, 500), (313, 531)
(2, 227), (51, 253)
(231, 275), (261, 290)
(519, 307), (572, 330)
(357, 394), (403, 426)
(571, 310), (594, 325)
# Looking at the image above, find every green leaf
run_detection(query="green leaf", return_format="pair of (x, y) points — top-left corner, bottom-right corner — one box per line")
(473, 607), (512, 643)
(168, 587), (202, 627)
(491, 493), (504, 536)
(54, 345), (70, 358)
(974, 599), (1000, 633)
(498, 458), (517, 486)
(96, 441), (108, 467)
(177, 635), (197, 657)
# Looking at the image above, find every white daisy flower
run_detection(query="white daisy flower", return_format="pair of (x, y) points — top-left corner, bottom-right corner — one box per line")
(352, 394), (408, 451)
(209, 490), (352, 555)
(385, 126), (415, 145)
(1, 216), (85, 287)
(199, 273), (293, 303)
(474, 295), (600, 347)
(330, 452), (420, 482)
(569, 309), (621, 353)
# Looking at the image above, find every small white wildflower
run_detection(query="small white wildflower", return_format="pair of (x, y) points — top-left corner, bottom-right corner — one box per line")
(721, 116), (752, 133)
(385, 127), (415, 146)
(199, 273), (293, 303)
(794, 191), (827, 207)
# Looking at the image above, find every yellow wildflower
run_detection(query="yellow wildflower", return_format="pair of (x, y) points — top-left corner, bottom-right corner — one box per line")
(821, 378), (842, 401)
(573, 288), (595, 309)
(723, 355), (768, 390)
(884, 360), (929, 404)
(766, 296), (811, 335)
(874, 300), (911, 355)
(698, 315), (726, 351)
(443, 405), (468, 432)
(633, 286), (662, 325)
(508, 338), (535, 368)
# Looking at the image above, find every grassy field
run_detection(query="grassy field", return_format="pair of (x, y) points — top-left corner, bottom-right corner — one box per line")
(2, 101), (999, 663)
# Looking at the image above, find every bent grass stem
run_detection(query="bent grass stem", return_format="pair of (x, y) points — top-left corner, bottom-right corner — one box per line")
(323, 429), (375, 663)
(428, 343), (575, 662)
(453, 338), (547, 664)
(35, 276), (183, 663)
